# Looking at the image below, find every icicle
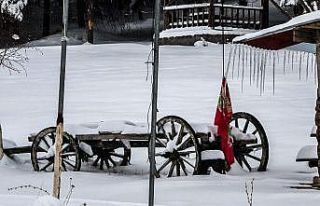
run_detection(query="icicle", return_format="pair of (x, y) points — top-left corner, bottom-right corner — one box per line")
(262, 50), (267, 94)
(253, 47), (257, 84)
(245, 45), (248, 71)
(225, 44), (234, 78)
(249, 46), (252, 85)
(287, 50), (291, 67)
(231, 44), (238, 79)
(272, 51), (276, 95)
(241, 45), (245, 79)
(237, 44), (242, 79)
(256, 49), (261, 89)
(259, 51), (264, 95)
(283, 50), (286, 74)
(258, 50), (262, 92)
(306, 52), (310, 81)
(298, 51), (302, 80)
(241, 50), (245, 92)
(291, 51), (294, 71)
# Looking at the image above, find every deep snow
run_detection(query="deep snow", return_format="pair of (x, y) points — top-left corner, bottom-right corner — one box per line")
(0, 42), (319, 205)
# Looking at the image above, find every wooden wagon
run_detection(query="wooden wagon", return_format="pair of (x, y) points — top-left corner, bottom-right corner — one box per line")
(0, 112), (269, 177)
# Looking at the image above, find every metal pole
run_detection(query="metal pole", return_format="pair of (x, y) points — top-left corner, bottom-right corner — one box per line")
(315, 41), (320, 186)
(53, 0), (69, 199)
(148, 0), (161, 204)
(0, 124), (4, 160)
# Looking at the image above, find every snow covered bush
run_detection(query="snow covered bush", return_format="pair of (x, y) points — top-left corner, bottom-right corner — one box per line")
(280, 0), (319, 15)
(0, 1), (29, 72)
(1, 0), (28, 21)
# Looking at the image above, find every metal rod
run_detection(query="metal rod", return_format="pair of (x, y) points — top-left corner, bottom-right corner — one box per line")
(53, 0), (69, 199)
(316, 42), (320, 181)
(149, 0), (161, 205)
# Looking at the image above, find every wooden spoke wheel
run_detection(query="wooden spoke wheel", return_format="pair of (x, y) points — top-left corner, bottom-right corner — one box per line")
(230, 112), (269, 172)
(31, 127), (81, 172)
(155, 116), (199, 177)
(92, 140), (131, 170)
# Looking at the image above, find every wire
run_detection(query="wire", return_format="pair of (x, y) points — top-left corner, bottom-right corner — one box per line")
(221, 0), (225, 78)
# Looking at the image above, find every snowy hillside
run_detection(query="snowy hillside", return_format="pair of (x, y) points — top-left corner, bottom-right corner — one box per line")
(0, 42), (319, 205)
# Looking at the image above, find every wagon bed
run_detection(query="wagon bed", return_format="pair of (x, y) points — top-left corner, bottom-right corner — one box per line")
(1, 112), (269, 177)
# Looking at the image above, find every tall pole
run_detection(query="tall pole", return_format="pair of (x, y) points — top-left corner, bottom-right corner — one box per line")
(315, 40), (320, 186)
(148, 0), (161, 204)
(53, 0), (69, 199)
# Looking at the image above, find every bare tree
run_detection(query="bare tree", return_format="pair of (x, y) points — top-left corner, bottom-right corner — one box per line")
(0, 0), (29, 73)
(280, 0), (319, 16)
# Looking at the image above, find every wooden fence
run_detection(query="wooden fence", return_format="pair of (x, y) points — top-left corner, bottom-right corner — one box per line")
(163, 2), (266, 30)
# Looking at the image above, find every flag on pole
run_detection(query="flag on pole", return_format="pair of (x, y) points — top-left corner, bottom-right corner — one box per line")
(214, 77), (234, 166)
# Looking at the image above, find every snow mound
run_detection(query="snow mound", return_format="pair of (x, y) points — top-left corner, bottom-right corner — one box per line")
(33, 196), (63, 206)
(201, 150), (225, 160)
(194, 37), (209, 47)
(296, 145), (317, 161)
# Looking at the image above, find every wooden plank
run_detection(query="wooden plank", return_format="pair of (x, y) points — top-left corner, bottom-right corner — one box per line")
(3, 146), (32, 156)
(0, 124), (3, 160)
(301, 22), (320, 30)
(53, 123), (63, 199)
(76, 133), (154, 141)
(293, 28), (319, 44)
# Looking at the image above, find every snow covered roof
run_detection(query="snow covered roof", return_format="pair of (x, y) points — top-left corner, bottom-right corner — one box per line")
(233, 10), (320, 49)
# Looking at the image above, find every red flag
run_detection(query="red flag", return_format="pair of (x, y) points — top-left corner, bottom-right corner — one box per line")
(214, 77), (234, 166)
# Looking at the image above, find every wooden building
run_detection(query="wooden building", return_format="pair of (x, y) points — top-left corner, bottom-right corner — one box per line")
(233, 11), (320, 185)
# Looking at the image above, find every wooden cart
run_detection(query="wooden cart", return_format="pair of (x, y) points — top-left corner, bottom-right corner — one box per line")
(0, 112), (268, 177)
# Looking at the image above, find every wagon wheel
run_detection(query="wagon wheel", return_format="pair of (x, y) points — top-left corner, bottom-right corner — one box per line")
(155, 116), (199, 177)
(31, 127), (81, 172)
(92, 140), (131, 170)
(230, 112), (269, 172)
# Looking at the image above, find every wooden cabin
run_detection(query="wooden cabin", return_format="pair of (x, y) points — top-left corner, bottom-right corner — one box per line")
(163, 0), (291, 30)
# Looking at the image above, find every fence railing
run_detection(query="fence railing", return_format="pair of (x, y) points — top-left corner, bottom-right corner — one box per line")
(163, 3), (265, 30)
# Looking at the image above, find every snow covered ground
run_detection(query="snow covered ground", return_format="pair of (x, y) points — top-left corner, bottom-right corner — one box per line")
(0, 42), (319, 205)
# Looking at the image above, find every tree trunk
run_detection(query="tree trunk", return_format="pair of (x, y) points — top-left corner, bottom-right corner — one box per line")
(43, 0), (51, 36)
(77, 0), (85, 28)
(86, 0), (94, 44)
(261, 0), (269, 29)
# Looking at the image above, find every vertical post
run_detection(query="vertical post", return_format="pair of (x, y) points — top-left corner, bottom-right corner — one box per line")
(52, 0), (69, 199)
(261, 0), (269, 28)
(314, 41), (320, 186)
(148, 0), (161, 204)
(208, 0), (215, 28)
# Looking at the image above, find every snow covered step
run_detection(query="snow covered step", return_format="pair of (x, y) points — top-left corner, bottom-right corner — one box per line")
(296, 145), (317, 162)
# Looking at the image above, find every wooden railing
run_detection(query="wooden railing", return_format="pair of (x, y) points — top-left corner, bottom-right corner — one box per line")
(209, 4), (264, 29)
(163, 3), (266, 30)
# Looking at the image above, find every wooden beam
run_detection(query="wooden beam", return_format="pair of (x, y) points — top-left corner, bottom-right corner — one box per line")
(3, 146), (32, 156)
(293, 28), (319, 44)
(244, 30), (295, 50)
(301, 22), (320, 30)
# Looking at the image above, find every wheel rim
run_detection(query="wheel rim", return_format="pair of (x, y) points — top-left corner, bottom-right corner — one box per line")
(31, 127), (81, 172)
(156, 116), (199, 177)
(92, 140), (131, 170)
(230, 112), (269, 172)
